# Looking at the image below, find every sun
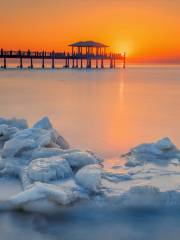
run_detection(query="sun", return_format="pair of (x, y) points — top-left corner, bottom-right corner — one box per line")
(112, 41), (134, 57)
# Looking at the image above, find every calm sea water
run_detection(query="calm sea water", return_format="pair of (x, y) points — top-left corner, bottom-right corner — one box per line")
(0, 65), (180, 240)
(0, 65), (180, 157)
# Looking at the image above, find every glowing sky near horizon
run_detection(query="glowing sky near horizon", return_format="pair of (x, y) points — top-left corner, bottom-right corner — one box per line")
(0, 0), (180, 62)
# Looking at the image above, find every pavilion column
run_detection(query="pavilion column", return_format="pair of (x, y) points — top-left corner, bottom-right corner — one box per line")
(110, 54), (113, 68)
(100, 48), (102, 55)
(72, 47), (74, 56)
(113, 58), (116, 68)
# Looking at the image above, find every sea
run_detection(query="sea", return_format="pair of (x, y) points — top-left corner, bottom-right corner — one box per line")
(0, 63), (180, 240)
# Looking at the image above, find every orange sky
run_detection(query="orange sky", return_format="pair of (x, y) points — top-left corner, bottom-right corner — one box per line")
(0, 0), (180, 63)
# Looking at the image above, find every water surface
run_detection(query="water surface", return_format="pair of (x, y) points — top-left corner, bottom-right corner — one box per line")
(0, 65), (180, 240)
(0, 65), (180, 157)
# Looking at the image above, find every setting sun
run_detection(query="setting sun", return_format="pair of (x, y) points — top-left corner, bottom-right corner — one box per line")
(112, 41), (134, 57)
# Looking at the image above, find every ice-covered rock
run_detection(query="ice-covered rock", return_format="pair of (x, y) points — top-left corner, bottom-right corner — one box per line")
(75, 164), (102, 193)
(63, 151), (102, 170)
(27, 156), (72, 182)
(123, 137), (180, 167)
(0, 117), (28, 130)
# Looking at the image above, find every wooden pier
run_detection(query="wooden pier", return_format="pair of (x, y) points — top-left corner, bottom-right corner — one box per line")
(0, 41), (126, 69)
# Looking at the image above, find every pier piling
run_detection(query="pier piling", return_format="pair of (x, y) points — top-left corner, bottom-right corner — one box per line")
(3, 57), (6, 69)
(20, 57), (23, 69)
(30, 57), (33, 69)
(42, 51), (45, 68)
(52, 51), (55, 69)
(101, 58), (104, 68)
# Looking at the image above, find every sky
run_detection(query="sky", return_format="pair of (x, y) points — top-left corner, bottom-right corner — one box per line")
(0, 0), (180, 63)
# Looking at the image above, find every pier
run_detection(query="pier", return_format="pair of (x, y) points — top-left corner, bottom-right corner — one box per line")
(0, 41), (126, 69)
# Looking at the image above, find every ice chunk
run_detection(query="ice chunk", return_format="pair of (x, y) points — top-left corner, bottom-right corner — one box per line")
(13, 128), (52, 148)
(6, 182), (78, 209)
(21, 147), (80, 161)
(33, 117), (69, 149)
(102, 171), (131, 182)
(50, 129), (70, 149)
(0, 124), (19, 148)
(155, 137), (177, 151)
(2, 138), (36, 158)
(75, 164), (102, 193)
(0, 117), (28, 130)
(123, 137), (180, 167)
(1, 128), (55, 158)
(22, 147), (65, 160)
(33, 116), (53, 130)
(63, 151), (102, 170)
(27, 156), (72, 182)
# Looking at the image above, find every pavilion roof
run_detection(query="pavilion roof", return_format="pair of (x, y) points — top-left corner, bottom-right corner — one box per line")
(69, 41), (109, 48)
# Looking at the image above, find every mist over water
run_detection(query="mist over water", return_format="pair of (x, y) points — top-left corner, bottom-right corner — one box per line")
(1, 206), (180, 240)
(0, 65), (180, 239)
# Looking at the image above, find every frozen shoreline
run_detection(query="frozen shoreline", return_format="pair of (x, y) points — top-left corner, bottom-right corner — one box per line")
(0, 116), (180, 213)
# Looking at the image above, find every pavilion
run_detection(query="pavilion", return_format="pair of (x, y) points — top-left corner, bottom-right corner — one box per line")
(68, 41), (109, 55)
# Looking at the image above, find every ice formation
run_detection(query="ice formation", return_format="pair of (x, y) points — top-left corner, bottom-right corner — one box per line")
(0, 116), (180, 212)
(0, 116), (103, 211)
(75, 164), (102, 193)
(123, 137), (180, 167)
